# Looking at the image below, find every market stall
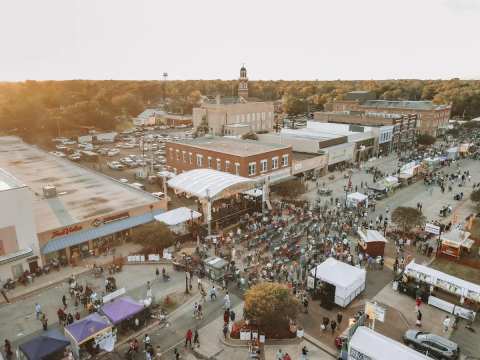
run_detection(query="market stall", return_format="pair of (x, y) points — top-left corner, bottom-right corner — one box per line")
(447, 147), (459, 160)
(64, 313), (114, 359)
(204, 256), (228, 281)
(154, 207), (202, 235)
(357, 229), (388, 257)
(18, 330), (70, 360)
(383, 176), (399, 190)
(346, 192), (368, 208)
(308, 258), (366, 308)
(404, 261), (480, 320)
(439, 228), (474, 258)
(100, 296), (147, 331)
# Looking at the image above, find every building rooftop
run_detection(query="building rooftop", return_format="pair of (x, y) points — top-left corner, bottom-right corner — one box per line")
(203, 96), (246, 105)
(172, 136), (290, 157)
(362, 100), (450, 111)
(0, 168), (25, 192)
(0, 136), (160, 234)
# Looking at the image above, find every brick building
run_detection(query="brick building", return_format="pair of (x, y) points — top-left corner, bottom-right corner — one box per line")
(325, 91), (450, 136)
(166, 136), (292, 178)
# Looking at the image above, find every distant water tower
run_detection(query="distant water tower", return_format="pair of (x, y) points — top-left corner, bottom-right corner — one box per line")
(162, 72), (168, 81)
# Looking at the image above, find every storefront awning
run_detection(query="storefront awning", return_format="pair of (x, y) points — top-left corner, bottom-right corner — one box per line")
(0, 247), (33, 265)
(42, 210), (163, 254)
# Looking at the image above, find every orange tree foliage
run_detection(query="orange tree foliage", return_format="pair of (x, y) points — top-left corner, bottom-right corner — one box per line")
(243, 282), (299, 337)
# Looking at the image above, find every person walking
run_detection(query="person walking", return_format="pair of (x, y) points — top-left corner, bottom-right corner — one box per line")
(173, 348), (180, 360)
(143, 334), (151, 350)
(443, 316), (450, 333)
(4, 339), (13, 359)
(41, 313), (48, 331)
(230, 309), (236, 323)
(193, 328), (200, 347)
(35, 303), (41, 320)
(155, 268), (160, 281)
(210, 286), (217, 301)
(223, 309), (230, 324)
(416, 310), (422, 327)
(185, 329), (192, 348)
(62, 295), (67, 310)
(301, 345), (308, 360)
(330, 320), (337, 334)
(337, 312), (343, 326)
(222, 323), (228, 339)
(276, 349), (284, 360)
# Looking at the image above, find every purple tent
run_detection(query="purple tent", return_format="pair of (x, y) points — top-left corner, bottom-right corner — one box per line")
(100, 296), (145, 325)
(65, 313), (112, 345)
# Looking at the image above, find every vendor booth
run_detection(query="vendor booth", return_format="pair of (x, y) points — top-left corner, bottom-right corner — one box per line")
(100, 296), (147, 331)
(64, 313), (114, 359)
(399, 162), (421, 184)
(308, 258), (366, 308)
(383, 176), (399, 190)
(154, 207), (202, 235)
(367, 182), (387, 193)
(357, 229), (388, 257)
(346, 192), (368, 208)
(447, 147), (459, 160)
(18, 330), (70, 360)
(439, 229), (474, 258)
(403, 261), (480, 320)
(204, 256), (228, 281)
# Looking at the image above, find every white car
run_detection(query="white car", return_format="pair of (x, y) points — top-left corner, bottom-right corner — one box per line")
(151, 192), (165, 199)
(50, 151), (66, 157)
(107, 149), (120, 157)
(108, 161), (125, 170)
(118, 178), (129, 183)
(68, 153), (81, 161)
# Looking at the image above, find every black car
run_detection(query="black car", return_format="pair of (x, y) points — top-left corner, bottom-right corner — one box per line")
(403, 330), (459, 359)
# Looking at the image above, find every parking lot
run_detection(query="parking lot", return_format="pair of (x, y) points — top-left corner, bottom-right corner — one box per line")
(48, 126), (196, 209)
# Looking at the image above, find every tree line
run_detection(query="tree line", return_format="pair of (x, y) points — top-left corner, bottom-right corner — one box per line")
(1, 79), (479, 139)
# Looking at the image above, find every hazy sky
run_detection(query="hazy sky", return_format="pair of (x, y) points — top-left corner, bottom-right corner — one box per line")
(1, 0), (479, 81)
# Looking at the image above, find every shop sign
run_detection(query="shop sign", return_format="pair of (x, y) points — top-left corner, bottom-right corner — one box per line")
(91, 212), (130, 227)
(349, 348), (373, 360)
(425, 223), (440, 235)
(51, 225), (83, 239)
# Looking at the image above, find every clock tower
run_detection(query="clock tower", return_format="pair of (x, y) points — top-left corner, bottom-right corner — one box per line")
(238, 65), (248, 99)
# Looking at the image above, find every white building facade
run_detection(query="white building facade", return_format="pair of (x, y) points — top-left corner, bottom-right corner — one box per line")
(0, 169), (40, 282)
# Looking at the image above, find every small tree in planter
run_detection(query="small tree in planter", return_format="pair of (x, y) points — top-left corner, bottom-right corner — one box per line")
(243, 283), (299, 338)
(391, 206), (426, 233)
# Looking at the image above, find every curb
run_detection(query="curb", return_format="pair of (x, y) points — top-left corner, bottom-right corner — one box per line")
(303, 333), (339, 358)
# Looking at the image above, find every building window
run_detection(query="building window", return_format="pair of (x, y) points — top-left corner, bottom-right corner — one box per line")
(189, 152), (193, 164)
(196, 154), (203, 167)
(248, 162), (256, 176)
(216, 158), (221, 171)
(272, 156), (279, 170)
(225, 160), (230, 171)
(182, 151), (187, 163)
(282, 154), (289, 167)
(235, 162), (240, 175)
(207, 157), (212, 168)
(176, 149), (180, 160)
(260, 159), (267, 173)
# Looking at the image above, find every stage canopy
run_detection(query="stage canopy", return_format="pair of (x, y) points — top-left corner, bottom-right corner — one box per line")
(65, 313), (112, 345)
(154, 207), (202, 226)
(19, 330), (70, 360)
(167, 169), (257, 200)
(100, 296), (145, 325)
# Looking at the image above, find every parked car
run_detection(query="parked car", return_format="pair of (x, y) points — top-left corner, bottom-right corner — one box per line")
(403, 330), (459, 359)
(107, 149), (120, 157)
(130, 182), (146, 190)
(108, 161), (125, 170)
(68, 153), (81, 161)
(118, 178), (129, 183)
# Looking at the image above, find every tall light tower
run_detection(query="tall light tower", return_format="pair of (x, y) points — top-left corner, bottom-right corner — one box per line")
(162, 72), (168, 81)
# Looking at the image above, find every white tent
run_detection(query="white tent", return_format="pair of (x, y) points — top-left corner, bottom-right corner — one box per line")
(349, 326), (433, 360)
(441, 228), (474, 251)
(309, 258), (366, 307)
(383, 176), (399, 189)
(357, 229), (387, 244)
(346, 192), (368, 208)
(154, 207), (202, 226)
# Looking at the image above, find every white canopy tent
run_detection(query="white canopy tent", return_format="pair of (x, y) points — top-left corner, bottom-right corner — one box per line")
(154, 207), (202, 235)
(309, 258), (366, 307)
(357, 229), (387, 244)
(154, 207), (202, 226)
(383, 175), (399, 189)
(167, 169), (257, 200)
(346, 192), (368, 208)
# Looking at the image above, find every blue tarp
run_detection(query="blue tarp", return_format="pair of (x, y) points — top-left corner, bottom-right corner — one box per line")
(65, 313), (111, 344)
(42, 210), (163, 254)
(19, 330), (70, 360)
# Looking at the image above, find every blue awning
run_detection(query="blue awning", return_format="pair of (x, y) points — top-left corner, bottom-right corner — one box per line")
(42, 210), (163, 254)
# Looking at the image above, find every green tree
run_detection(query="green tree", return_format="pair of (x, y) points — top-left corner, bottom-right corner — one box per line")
(131, 221), (175, 252)
(111, 93), (144, 116)
(283, 95), (307, 116)
(244, 283), (299, 337)
(471, 189), (480, 210)
(391, 207), (426, 233)
(416, 134), (436, 146)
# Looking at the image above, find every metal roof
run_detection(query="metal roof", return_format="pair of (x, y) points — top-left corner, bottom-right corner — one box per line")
(363, 100), (450, 111)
